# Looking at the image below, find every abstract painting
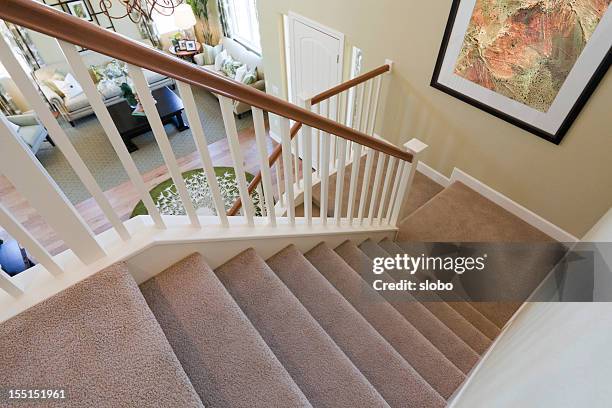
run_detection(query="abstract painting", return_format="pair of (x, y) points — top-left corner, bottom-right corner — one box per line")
(432, 0), (612, 144)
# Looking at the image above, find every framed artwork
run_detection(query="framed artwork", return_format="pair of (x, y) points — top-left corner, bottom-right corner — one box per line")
(431, 0), (612, 144)
(185, 40), (197, 51)
(66, 0), (92, 21)
(178, 40), (187, 51)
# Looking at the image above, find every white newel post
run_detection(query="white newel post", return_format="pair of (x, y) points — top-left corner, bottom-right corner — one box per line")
(390, 138), (428, 226)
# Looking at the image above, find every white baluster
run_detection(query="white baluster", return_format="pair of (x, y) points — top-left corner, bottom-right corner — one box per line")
(0, 203), (63, 276)
(252, 107), (276, 225)
(293, 132), (301, 190)
(358, 81), (371, 132)
(334, 138), (347, 225)
(128, 65), (200, 227)
(218, 95), (254, 226)
(279, 117), (296, 224)
(377, 156), (397, 224)
(390, 139), (428, 226)
(58, 40), (166, 229)
(300, 97), (313, 225)
(368, 152), (386, 224)
(368, 75), (383, 135)
(0, 114), (104, 264)
(346, 142), (362, 224)
(177, 81), (229, 226)
(386, 161), (405, 224)
(0, 269), (22, 298)
(274, 159), (284, 207)
(357, 148), (375, 223)
(320, 100), (331, 225)
(313, 103), (321, 179)
(0, 36), (130, 241)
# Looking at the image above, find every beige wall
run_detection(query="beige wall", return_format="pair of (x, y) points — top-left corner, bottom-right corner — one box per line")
(257, 0), (612, 238)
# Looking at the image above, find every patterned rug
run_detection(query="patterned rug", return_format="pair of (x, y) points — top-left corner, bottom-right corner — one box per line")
(131, 167), (262, 218)
(35, 87), (253, 204)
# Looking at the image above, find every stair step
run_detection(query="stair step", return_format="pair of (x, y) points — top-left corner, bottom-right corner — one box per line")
(214, 248), (388, 407)
(0, 263), (204, 407)
(140, 253), (311, 408)
(267, 245), (445, 408)
(305, 242), (465, 399)
(379, 238), (501, 340)
(335, 240), (479, 374)
(359, 239), (492, 354)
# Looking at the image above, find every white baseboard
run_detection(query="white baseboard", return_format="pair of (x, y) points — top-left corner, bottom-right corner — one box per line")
(416, 161), (451, 187)
(449, 168), (578, 243)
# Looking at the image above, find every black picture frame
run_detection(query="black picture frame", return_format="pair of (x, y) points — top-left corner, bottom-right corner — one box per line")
(185, 40), (197, 52)
(431, 0), (612, 145)
(178, 40), (187, 51)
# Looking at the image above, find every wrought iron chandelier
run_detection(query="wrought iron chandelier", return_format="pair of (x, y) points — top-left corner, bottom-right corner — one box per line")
(99, 0), (184, 23)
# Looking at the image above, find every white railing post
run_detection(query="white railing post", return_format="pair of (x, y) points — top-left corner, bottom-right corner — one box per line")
(280, 117), (296, 224)
(319, 99), (331, 225)
(0, 116), (105, 264)
(177, 81), (229, 227)
(300, 95), (313, 225)
(252, 107), (277, 226)
(390, 138), (428, 226)
(377, 156), (397, 224)
(368, 152), (386, 225)
(128, 65), (201, 227)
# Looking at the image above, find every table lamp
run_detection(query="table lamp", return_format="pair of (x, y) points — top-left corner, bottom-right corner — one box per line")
(174, 4), (197, 40)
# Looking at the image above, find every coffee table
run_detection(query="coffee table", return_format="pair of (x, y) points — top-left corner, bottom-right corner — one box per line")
(108, 86), (189, 153)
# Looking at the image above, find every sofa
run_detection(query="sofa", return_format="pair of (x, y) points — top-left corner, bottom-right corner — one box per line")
(5, 113), (53, 154)
(34, 59), (174, 125)
(194, 37), (265, 116)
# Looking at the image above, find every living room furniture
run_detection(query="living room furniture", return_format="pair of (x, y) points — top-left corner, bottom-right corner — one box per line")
(34, 60), (174, 125)
(107, 86), (189, 153)
(194, 37), (265, 116)
(169, 43), (202, 62)
(0, 237), (34, 277)
(6, 113), (54, 154)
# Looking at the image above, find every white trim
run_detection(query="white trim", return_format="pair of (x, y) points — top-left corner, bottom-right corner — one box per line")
(450, 168), (578, 243)
(416, 161), (451, 187)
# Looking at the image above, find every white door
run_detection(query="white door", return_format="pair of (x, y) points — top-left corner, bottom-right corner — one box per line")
(286, 13), (344, 169)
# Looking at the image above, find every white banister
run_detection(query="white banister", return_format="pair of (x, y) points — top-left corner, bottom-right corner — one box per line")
(357, 148), (375, 223)
(252, 107), (276, 225)
(0, 269), (22, 298)
(378, 156), (397, 224)
(178, 82), (229, 227)
(300, 97), (313, 225)
(368, 152), (386, 224)
(391, 138), (428, 225)
(0, 116), (105, 264)
(0, 36), (130, 241)
(218, 95), (255, 226)
(320, 100), (331, 225)
(280, 117), (296, 224)
(0, 203), (63, 276)
(58, 40), (166, 230)
(128, 65), (200, 227)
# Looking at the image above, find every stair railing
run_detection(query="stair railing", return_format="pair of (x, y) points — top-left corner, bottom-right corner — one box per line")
(0, 0), (426, 286)
(226, 64), (392, 217)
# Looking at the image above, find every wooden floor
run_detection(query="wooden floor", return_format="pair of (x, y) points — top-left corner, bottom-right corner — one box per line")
(0, 122), (302, 256)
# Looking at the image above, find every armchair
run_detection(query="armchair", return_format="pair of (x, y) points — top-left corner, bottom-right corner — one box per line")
(6, 113), (53, 154)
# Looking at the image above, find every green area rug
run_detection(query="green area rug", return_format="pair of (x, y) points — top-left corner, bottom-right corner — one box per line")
(131, 167), (262, 218)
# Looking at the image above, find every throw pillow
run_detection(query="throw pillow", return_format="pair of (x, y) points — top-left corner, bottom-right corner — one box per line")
(53, 73), (83, 99)
(202, 43), (224, 65)
(214, 50), (228, 71)
(234, 64), (248, 83)
(221, 57), (243, 79)
(6, 119), (20, 134)
(42, 79), (66, 99)
(241, 67), (258, 85)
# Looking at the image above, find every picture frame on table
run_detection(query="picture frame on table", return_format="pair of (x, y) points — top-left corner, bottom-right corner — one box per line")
(178, 40), (187, 51)
(185, 40), (197, 52)
(431, 0), (612, 145)
(66, 0), (93, 21)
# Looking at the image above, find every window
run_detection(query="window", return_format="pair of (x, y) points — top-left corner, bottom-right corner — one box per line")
(222, 0), (261, 53)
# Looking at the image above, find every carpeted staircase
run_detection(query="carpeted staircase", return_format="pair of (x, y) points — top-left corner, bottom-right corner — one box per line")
(0, 180), (561, 407)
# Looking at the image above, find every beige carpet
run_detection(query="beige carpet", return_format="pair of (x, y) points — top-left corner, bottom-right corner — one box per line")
(36, 87), (253, 204)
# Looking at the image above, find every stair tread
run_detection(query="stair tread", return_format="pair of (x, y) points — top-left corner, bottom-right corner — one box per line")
(140, 253), (311, 408)
(267, 245), (445, 408)
(0, 263), (204, 407)
(335, 241), (479, 374)
(360, 239), (492, 354)
(379, 238), (501, 340)
(305, 242), (465, 400)
(214, 248), (388, 408)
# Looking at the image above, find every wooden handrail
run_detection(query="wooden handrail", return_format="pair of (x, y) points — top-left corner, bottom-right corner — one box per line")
(227, 64), (391, 216)
(0, 0), (412, 163)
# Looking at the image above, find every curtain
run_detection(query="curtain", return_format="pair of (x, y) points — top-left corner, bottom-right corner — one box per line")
(216, 0), (232, 38)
